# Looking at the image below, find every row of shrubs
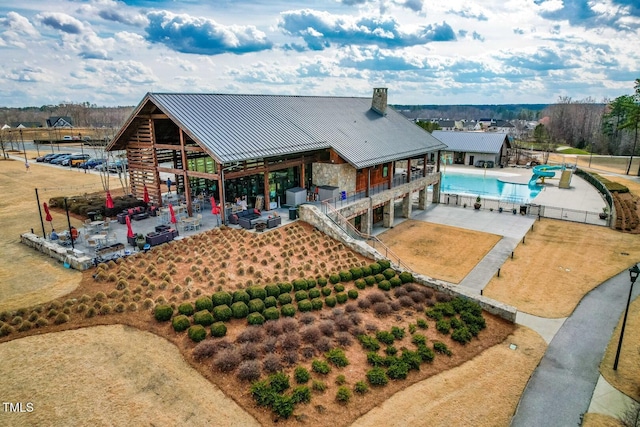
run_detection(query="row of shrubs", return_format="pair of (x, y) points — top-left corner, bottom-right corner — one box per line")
(425, 297), (486, 344)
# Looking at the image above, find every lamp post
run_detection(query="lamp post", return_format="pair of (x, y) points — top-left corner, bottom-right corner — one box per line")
(19, 129), (27, 164)
(613, 264), (640, 370)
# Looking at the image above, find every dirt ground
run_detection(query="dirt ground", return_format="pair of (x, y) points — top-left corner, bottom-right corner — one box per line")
(377, 220), (501, 284)
(1, 155), (639, 426)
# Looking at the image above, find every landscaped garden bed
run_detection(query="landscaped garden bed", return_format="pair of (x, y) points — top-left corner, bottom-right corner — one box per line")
(0, 222), (514, 426)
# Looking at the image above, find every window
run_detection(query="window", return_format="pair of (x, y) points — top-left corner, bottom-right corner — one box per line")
(382, 165), (388, 177)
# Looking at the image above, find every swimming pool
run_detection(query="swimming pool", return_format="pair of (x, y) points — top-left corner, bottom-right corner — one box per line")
(441, 172), (542, 203)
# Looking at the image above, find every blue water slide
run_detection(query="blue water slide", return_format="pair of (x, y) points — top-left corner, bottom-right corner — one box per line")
(529, 165), (564, 185)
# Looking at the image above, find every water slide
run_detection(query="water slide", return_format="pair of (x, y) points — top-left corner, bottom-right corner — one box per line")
(529, 164), (564, 185)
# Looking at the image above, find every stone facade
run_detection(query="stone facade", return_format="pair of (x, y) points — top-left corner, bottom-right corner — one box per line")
(20, 233), (94, 271)
(312, 163), (356, 195)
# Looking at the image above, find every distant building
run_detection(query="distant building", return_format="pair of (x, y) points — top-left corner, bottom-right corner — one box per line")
(9, 122), (42, 128)
(432, 130), (511, 167)
(47, 117), (73, 128)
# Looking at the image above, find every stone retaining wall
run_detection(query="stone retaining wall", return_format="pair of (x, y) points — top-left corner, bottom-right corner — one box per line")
(20, 233), (94, 271)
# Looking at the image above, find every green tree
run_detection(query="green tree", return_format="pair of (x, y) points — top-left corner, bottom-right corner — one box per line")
(415, 120), (441, 133)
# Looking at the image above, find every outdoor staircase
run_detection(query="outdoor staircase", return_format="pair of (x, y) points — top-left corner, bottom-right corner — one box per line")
(321, 201), (410, 271)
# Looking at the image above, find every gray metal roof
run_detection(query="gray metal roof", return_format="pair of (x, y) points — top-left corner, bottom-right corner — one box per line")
(431, 130), (509, 154)
(112, 93), (446, 169)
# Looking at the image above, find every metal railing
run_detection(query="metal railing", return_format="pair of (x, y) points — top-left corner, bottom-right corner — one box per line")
(321, 200), (410, 270)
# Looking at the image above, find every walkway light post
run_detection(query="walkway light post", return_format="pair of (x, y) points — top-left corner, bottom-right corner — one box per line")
(19, 129), (27, 163)
(613, 264), (640, 370)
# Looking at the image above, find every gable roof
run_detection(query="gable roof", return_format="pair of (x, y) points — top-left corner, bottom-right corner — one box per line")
(431, 130), (509, 154)
(108, 92), (446, 169)
(47, 117), (73, 127)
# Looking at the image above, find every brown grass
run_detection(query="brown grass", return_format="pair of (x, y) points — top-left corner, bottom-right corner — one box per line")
(377, 220), (501, 283)
(483, 219), (640, 318)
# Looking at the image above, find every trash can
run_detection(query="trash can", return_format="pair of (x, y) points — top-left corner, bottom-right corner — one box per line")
(87, 211), (97, 221)
(289, 207), (298, 220)
(519, 205), (528, 215)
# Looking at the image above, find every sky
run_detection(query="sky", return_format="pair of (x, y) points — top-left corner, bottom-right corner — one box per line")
(0, 0), (639, 107)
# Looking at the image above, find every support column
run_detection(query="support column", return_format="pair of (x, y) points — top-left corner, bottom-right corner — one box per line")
(264, 169), (271, 210)
(402, 193), (412, 218)
(423, 154), (428, 177)
(432, 177), (441, 203)
(418, 186), (427, 210)
(407, 158), (412, 183)
(383, 200), (393, 228)
(217, 162), (225, 224)
(361, 209), (372, 235)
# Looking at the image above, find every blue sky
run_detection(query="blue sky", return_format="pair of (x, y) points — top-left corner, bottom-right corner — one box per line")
(0, 0), (638, 107)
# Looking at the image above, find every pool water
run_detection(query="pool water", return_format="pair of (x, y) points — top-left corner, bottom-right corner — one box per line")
(441, 172), (541, 203)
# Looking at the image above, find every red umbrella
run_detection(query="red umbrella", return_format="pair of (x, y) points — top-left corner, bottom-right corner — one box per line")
(105, 191), (114, 209)
(210, 198), (220, 215)
(169, 203), (177, 224)
(143, 185), (150, 203)
(125, 214), (135, 239)
(43, 202), (53, 223)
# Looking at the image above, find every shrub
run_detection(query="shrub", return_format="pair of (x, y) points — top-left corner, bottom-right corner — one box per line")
(312, 380), (327, 393)
(416, 318), (428, 329)
(400, 349), (422, 371)
(263, 354), (283, 373)
(377, 280), (391, 291)
(369, 262), (382, 275)
(195, 296), (213, 312)
(366, 367), (389, 386)
(294, 290), (308, 302)
(281, 304), (296, 317)
(210, 322), (227, 337)
(426, 309), (443, 321)
(417, 344), (435, 363)
(54, 313), (69, 325)
(311, 298), (324, 310)
(278, 282), (293, 294)
(386, 360), (409, 380)
(325, 296), (337, 307)
(317, 277), (328, 287)
(154, 304), (173, 321)
(251, 380), (276, 407)
(336, 386), (352, 404)
(451, 327), (473, 344)
(292, 278), (308, 291)
(385, 345), (398, 356)
(434, 340), (453, 355)
(264, 296), (277, 308)
(178, 302), (194, 316)
(364, 276), (377, 287)
(411, 334), (427, 346)
(268, 371), (290, 393)
(334, 284), (345, 293)
(311, 359), (331, 375)
(350, 267), (363, 280)
(247, 312), (265, 325)
(233, 290), (250, 304)
(298, 300), (313, 312)
(263, 306), (280, 321)
(389, 277), (403, 288)
(450, 317), (464, 330)
(212, 291), (232, 307)
(264, 284), (280, 298)
(237, 360), (261, 382)
(378, 259), (391, 269)
(308, 288), (321, 299)
(321, 287), (332, 297)
(325, 348), (349, 367)
(339, 270), (352, 282)
(336, 293), (348, 304)
(329, 273), (340, 284)
(436, 320), (450, 334)
(354, 381), (369, 394)
(248, 299), (265, 314)
(194, 310), (215, 326)
(294, 366), (311, 384)
(391, 326), (405, 340)
(372, 302), (391, 316)
(213, 348), (242, 372)
(188, 325), (207, 342)
(272, 394), (294, 419)
(291, 386), (311, 404)
(354, 279), (366, 290)
(376, 331), (395, 345)
(358, 335), (381, 351)
(212, 305), (232, 322)
(277, 293), (292, 305)
(247, 286), (267, 301)
(172, 314), (191, 332)
(399, 271), (414, 283)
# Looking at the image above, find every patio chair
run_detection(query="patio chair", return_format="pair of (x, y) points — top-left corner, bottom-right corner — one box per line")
(194, 214), (202, 230)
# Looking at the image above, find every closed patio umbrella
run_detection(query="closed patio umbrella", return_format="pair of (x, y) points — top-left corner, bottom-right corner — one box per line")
(169, 203), (177, 224)
(143, 185), (150, 203)
(43, 202), (53, 229)
(125, 214), (134, 239)
(105, 191), (114, 209)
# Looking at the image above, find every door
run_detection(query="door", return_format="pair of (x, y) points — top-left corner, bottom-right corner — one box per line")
(469, 155), (474, 166)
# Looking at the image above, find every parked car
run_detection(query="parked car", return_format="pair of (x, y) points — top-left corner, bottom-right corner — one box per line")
(78, 158), (105, 169)
(42, 153), (69, 163)
(51, 154), (73, 165)
(108, 160), (128, 173)
(63, 136), (72, 140)
(63, 154), (91, 167)
(36, 154), (50, 162)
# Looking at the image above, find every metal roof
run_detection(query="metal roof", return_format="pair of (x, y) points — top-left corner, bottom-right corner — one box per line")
(110, 92), (446, 169)
(431, 130), (509, 154)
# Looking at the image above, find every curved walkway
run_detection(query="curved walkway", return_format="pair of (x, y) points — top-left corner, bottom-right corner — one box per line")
(511, 269), (640, 426)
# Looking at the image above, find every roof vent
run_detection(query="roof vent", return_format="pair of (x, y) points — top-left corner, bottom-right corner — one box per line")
(371, 88), (388, 116)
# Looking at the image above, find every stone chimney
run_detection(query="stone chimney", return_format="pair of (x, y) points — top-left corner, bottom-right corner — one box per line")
(371, 87), (388, 116)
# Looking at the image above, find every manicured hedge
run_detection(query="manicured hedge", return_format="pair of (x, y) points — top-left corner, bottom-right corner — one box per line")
(325, 296), (337, 307)
(294, 290), (308, 302)
(233, 290), (250, 304)
(281, 304), (296, 317)
(278, 282), (293, 294)
(399, 271), (414, 283)
(377, 280), (391, 291)
(248, 298), (265, 313)
(171, 314), (190, 332)
(308, 288), (321, 299)
(354, 279), (366, 290)
(154, 304), (173, 322)
(178, 302), (194, 316)
(194, 310), (215, 326)
(188, 325), (207, 342)
(231, 301), (249, 319)
(339, 270), (352, 282)
(213, 305), (232, 322)
(311, 298), (324, 310)
(211, 321), (227, 337)
(263, 307), (280, 321)
(264, 296), (277, 308)
(297, 300), (313, 312)
(383, 268), (396, 280)
(293, 279), (308, 291)
(195, 296), (213, 312)
(278, 293), (293, 305)
(247, 286), (267, 301)
(349, 267), (363, 280)
(247, 312), (265, 325)
(212, 291), (232, 307)
(317, 277), (328, 287)
(264, 284), (280, 297)
(347, 289), (359, 299)
(336, 293), (348, 304)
